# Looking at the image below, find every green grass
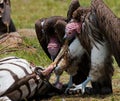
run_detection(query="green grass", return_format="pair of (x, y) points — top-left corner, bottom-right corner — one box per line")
(0, 0), (120, 101)
(10, 0), (119, 29)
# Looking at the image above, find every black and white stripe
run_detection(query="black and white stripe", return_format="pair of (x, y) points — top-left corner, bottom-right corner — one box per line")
(0, 56), (52, 101)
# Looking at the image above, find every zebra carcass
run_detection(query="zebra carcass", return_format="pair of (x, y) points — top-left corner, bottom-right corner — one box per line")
(0, 56), (61, 101)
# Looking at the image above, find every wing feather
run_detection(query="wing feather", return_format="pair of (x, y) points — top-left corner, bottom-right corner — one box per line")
(91, 0), (120, 66)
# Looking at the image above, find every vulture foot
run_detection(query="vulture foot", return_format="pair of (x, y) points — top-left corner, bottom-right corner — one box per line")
(67, 77), (91, 95)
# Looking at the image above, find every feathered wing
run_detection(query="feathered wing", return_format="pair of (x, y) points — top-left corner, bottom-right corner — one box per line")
(91, 0), (120, 66)
(67, 0), (80, 22)
(35, 18), (51, 58)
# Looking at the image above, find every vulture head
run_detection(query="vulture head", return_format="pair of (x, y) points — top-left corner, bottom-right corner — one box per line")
(64, 7), (91, 47)
(65, 21), (82, 40)
(35, 16), (67, 61)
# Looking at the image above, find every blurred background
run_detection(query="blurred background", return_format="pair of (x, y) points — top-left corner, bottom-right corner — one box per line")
(11, 0), (120, 29)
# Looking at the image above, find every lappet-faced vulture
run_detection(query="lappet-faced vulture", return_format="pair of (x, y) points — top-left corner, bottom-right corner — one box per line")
(35, 0), (91, 91)
(62, 0), (115, 94)
(0, 0), (16, 35)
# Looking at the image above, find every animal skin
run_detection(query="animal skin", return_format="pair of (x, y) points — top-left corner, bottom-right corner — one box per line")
(0, 56), (61, 101)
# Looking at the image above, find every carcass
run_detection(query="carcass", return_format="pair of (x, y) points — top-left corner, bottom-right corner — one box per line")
(0, 56), (61, 101)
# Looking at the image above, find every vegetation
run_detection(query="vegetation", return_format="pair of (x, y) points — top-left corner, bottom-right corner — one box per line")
(0, 0), (120, 100)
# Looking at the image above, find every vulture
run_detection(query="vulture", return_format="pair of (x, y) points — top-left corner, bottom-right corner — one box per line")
(64, 0), (115, 94)
(35, 0), (91, 91)
(0, 0), (16, 35)
(39, 0), (114, 95)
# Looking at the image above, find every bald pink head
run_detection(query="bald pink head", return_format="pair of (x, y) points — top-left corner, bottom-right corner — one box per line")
(65, 22), (82, 38)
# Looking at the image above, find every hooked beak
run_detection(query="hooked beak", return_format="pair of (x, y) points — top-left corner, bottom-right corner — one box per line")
(51, 55), (56, 61)
(63, 34), (67, 41)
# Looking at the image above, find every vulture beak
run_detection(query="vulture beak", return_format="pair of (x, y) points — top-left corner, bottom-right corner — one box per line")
(63, 34), (67, 40)
(51, 55), (56, 61)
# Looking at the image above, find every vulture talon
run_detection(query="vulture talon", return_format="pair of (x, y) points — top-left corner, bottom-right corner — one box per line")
(68, 77), (91, 94)
(68, 83), (85, 94)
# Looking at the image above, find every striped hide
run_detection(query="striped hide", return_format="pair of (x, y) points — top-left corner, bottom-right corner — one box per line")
(0, 56), (60, 101)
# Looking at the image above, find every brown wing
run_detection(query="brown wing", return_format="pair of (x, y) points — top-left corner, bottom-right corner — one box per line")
(67, 0), (80, 22)
(35, 18), (51, 58)
(91, 0), (120, 66)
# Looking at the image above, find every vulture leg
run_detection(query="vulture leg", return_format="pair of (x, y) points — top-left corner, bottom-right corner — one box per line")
(65, 75), (73, 94)
(69, 77), (91, 94)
